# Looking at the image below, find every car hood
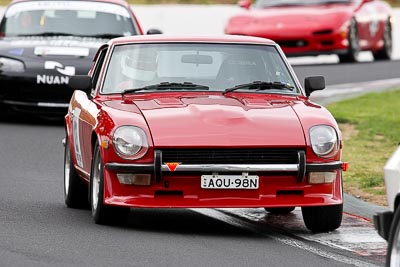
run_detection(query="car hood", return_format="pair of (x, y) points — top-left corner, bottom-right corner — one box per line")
(106, 94), (309, 147)
(227, 5), (353, 32)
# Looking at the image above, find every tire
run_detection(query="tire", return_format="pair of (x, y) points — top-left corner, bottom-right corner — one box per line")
(373, 20), (392, 61)
(301, 204), (343, 233)
(265, 207), (295, 214)
(338, 19), (360, 63)
(0, 106), (6, 121)
(386, 207), (400, 267)
(90, 141), (129, 225)
(64, 138), (89, 209)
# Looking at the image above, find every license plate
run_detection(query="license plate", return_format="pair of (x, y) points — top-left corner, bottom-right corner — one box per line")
(201, 175), (259, 189)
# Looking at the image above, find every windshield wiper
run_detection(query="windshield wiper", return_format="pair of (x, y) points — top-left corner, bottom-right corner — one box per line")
(223, 81), (295, 94)
(17, 32), (76, 37)
(88, 33), (123, 39)
(122, 82), (210, 94)
(17, 33), (123, 38)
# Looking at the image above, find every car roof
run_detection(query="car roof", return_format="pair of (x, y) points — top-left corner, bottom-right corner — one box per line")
(108, 35), (277, 46)
(9, 0), (130, 9)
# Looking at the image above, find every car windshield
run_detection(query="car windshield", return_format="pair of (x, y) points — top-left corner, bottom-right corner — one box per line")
(102, 43), (300, 95)
(0, 1), (137, 37)
(254, 0), (351, 8)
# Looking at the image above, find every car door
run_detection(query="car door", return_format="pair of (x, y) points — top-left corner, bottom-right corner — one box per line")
(72, 47), (108, 177)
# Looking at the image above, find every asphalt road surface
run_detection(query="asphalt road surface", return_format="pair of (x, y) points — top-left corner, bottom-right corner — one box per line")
(1, 5), (400, 267)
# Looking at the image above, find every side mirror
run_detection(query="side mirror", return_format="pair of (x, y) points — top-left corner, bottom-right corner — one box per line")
(146, 28), (163, 35)
(69, 75), (92, 94)
(238, 0), (251, 9)
(304, 76), (325, 97)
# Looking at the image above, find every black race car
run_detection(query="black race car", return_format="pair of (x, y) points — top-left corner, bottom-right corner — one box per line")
(0, 0), (147, 117)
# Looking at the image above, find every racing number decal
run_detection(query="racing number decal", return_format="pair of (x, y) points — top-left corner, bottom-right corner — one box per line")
(366, 5), (379, 37)
(72, 107), (83, 168)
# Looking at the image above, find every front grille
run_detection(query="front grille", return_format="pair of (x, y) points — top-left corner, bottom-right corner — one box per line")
(320, 40), (334, 46)
(161, 148), (301, 165)
(276, 40), (308, 48)
(313, 29), (333, 35)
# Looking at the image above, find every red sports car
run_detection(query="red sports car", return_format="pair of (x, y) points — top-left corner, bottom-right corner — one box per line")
(64, 35), (347, 232)
(225, 0), (393, 63)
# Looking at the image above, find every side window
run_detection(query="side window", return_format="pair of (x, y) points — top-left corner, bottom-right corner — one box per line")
(90, 48), (108, 96)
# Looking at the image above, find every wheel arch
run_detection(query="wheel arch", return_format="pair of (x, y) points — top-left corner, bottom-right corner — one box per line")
(90, 130), (109, 164)
(394, 193), (400, 212)
(91, 131), (98, 155)
(64, 113), (73, 145)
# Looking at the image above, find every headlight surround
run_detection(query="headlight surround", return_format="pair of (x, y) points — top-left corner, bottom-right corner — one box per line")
(112, 126), (149, 159)
(0, 57), (25, 73)
(309, 125), (339, 158)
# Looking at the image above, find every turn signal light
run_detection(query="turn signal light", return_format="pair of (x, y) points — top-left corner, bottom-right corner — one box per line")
(342, 162), (349, 172)
(117, 174), (151, 185)
(308, 172), (336, 184)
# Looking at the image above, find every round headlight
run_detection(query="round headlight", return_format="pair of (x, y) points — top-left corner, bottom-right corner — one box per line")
(310, 125), (338, 158)
(112, 126), (148, 159)
(0, 57), (25, 73)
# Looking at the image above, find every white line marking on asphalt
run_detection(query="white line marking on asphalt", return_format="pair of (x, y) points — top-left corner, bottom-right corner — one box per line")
(191, 208), (382, 267)
(309, 77), (400, 105)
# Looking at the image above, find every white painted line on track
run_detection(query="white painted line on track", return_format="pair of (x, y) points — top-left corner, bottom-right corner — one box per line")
(222, 208), (387, 259)
(310, 78), (400, 105)
(326, 78), (400, 92)
(191, 208), (385, 267)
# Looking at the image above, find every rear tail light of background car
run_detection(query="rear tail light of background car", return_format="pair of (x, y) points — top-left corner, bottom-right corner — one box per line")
(117, 173), (151, 185)
(308, 171), (336, 184)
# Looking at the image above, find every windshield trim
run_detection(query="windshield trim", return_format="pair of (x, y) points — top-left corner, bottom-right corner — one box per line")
(99, 42), (303, 96)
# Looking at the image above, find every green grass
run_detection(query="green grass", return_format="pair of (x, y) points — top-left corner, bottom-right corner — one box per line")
(327, 89), (400, 202)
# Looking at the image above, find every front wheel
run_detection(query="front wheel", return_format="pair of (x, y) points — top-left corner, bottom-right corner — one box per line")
(64, 138), (89, 209)
(386, 207), (400, 267)
(90, 141), (129, 225)
(301, 204), (343, 233)
(338, 19), (360, 63)
(373, 20), (392, 61)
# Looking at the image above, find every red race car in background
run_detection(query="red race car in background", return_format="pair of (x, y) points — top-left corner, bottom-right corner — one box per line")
(225, 0), (393, 63)
(64, 35), (347, 232)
